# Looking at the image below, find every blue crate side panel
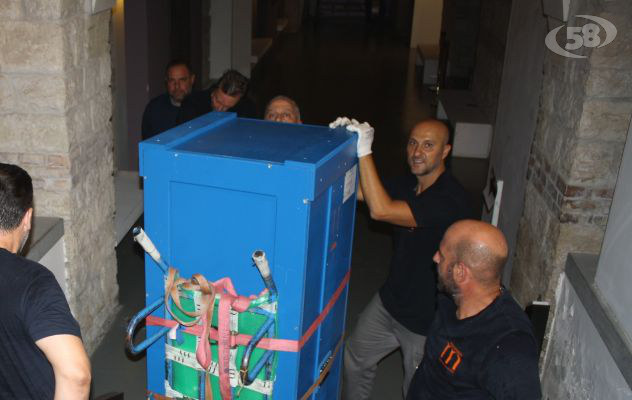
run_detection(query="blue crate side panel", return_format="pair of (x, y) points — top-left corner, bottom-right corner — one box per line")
(298, 189), (330, 392)
(314, 170), (357, 399)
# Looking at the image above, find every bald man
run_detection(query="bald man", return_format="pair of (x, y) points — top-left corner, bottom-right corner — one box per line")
(406, 220), (542, 400)
(330, 118), (473, 399)
(264, 95), (302, 124)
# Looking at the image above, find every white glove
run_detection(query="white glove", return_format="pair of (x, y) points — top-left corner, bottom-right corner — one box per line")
(329, 116), (359, 129)
(329, 117), (374, 158)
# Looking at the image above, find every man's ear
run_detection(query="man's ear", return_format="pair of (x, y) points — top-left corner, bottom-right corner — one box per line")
(21, 208), (33, 231)
(442, 143), (452, 160)
(191, 74), (196, 85)
(453, 261), (467, 284)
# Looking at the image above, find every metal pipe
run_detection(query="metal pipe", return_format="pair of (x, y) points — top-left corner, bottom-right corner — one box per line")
(239, 314), (276, 385)
(252, 250), (278, 297)
(133, 227), (169, 274)
(125, 297), (171, 355)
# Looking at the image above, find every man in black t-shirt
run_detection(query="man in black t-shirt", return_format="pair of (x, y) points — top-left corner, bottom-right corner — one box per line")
(407, 220), (541, 400)
(142, 60), (196, 140)
(329, 118), (472, 399)
(0, 163), (91, 399)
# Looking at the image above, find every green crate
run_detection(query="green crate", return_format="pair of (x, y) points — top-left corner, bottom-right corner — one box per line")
(167, 288), (277, 399)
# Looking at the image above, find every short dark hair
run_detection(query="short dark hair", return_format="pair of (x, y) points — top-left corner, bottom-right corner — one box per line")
(165, 59), (193, 77)
(0, 163), (33, 232)
(217, 69), (249, 97)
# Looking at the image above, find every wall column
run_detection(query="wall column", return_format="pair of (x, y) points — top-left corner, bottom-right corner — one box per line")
(0, 0), (118, 352)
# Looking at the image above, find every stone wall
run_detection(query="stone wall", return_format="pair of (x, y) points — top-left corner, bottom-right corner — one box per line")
(0, 0), (118, 353)
(510, 0), (632, 328)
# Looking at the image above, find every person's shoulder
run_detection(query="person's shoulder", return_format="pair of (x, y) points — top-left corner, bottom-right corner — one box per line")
(495, 290), (538, 336)
(428, 171), (474, 215)
(144, 93), (171, 115)
(434, 170), (467, 194)
(0, 249), (55, 287)
(147, 93), (170, 107)
(0, 249), (45, 273)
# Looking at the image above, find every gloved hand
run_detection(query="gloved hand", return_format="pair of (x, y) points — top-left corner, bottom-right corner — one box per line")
(328, 116), (359, 129)
(329, 116), (374, 158)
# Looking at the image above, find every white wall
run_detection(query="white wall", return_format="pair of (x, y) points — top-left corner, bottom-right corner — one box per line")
(210, 0), (252, 79)
(595, 120), (632, 343)
(542, 275), (631, 399)
(38, 238), (67, 297)
(409, 0), (443, 49)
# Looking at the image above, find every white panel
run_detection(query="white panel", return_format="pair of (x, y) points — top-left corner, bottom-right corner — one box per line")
(231, 0), (252, 78)
(595, 120), (632, 344)
(38, 237), (68, 297)
(85, 0), (115, 14)
(452, 122), (493, 158)
(542, 0), (570, 21)
(541, 276), (631, 399)
(210, 0), (233, 79)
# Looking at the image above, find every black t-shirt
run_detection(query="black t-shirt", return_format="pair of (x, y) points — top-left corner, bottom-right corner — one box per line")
(0, 248), (81, 399)
(177, 87), (258, 124)
(379, 171), (473, 334)
(407, 291), (542, 400)
(141, 93), (182, 140)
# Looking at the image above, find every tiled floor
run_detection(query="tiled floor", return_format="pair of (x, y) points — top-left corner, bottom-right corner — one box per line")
(90, 18), (487, 399)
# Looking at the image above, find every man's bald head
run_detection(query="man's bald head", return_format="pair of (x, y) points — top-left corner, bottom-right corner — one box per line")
(444, 220), (508, 286)
(264, 95), (301, 124)
(410, 119), (450, 146)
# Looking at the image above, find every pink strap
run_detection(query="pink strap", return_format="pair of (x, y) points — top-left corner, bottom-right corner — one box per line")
(148, 269), (351, 353)
(217, 292), (234, 400)
(195, 312), (212, 370)
(298, 268), (350, 348)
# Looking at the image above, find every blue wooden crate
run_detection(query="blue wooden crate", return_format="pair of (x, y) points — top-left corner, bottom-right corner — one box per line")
(139, 112), (358, 399)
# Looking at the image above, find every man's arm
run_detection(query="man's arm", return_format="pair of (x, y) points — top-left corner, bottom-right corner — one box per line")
(358, 154), (417, 227)
(36, 334), (91, 400)
(330, 117), (417, 228)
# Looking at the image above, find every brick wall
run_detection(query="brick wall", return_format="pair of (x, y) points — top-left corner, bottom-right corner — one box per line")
(0, 0), (118, 352)
(510, 0), (632, 307)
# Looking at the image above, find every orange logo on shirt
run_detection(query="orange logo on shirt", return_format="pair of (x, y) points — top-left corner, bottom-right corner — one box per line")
(439, 341), (462, 374)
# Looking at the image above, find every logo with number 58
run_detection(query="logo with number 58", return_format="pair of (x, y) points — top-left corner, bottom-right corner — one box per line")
(545, 15), (617, 59)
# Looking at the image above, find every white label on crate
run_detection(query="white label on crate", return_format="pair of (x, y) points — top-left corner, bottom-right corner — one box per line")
(343, 165), (357, 203)
(164, 345), (274, 395)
